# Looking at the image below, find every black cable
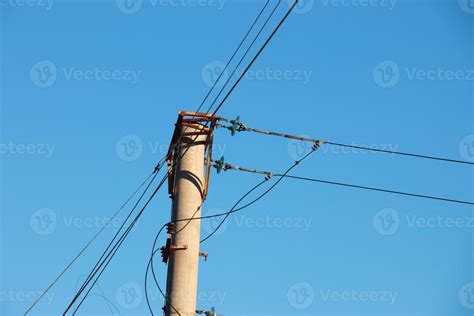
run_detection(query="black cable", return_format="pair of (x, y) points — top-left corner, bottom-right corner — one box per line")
(64, 163), (165, 315)
(145, 177), (269, 315)
(211, 0), (300, 115)
(24, 169), (157, 316)
(196, 0), (270, 114)
(216, 120), (474, 167)
(204, 0), (281, 114)
(325, 142), (474, 166)
(275, 174), (474, 206)
(70, 172), (170, 315)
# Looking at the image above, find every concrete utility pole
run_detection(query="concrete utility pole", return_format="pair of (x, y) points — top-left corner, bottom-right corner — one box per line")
(164, 112), (216, 316)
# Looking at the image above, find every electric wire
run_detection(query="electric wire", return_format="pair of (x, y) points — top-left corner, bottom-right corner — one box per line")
(24, 165), (160, 316)
(276, 174), (474, 206)
(204, 0), (281, 114)
(70, 172), (171, 315)
(211, 0), (300, 116)
(195, 0), (271, 113)
(145, 146), (317, 314)
(216, 118), (474, 166)
(64, 162), (165, 315)
(217, 160), (474, 206)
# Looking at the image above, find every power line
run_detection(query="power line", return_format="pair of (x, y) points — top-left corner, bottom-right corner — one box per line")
(204, 0), (281, 114)
(211, 0), (300, 116)
(69, 172), (171, 315)
(215, 160), (474, 206)
(276, 175), (474, 206)
(196, 0), (271, 113)
(24, 166), (160, 316)
(216, 117), (474, 166)
(64, 163), (165, 315)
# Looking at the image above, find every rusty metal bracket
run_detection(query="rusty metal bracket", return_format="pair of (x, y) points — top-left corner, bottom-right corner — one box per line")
(167, 111), (218, 201)
(160, 237), (189, 263)
(199, 252), (209, 261)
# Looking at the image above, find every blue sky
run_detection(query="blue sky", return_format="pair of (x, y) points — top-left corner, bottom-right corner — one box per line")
(1, 0), (474, 315)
